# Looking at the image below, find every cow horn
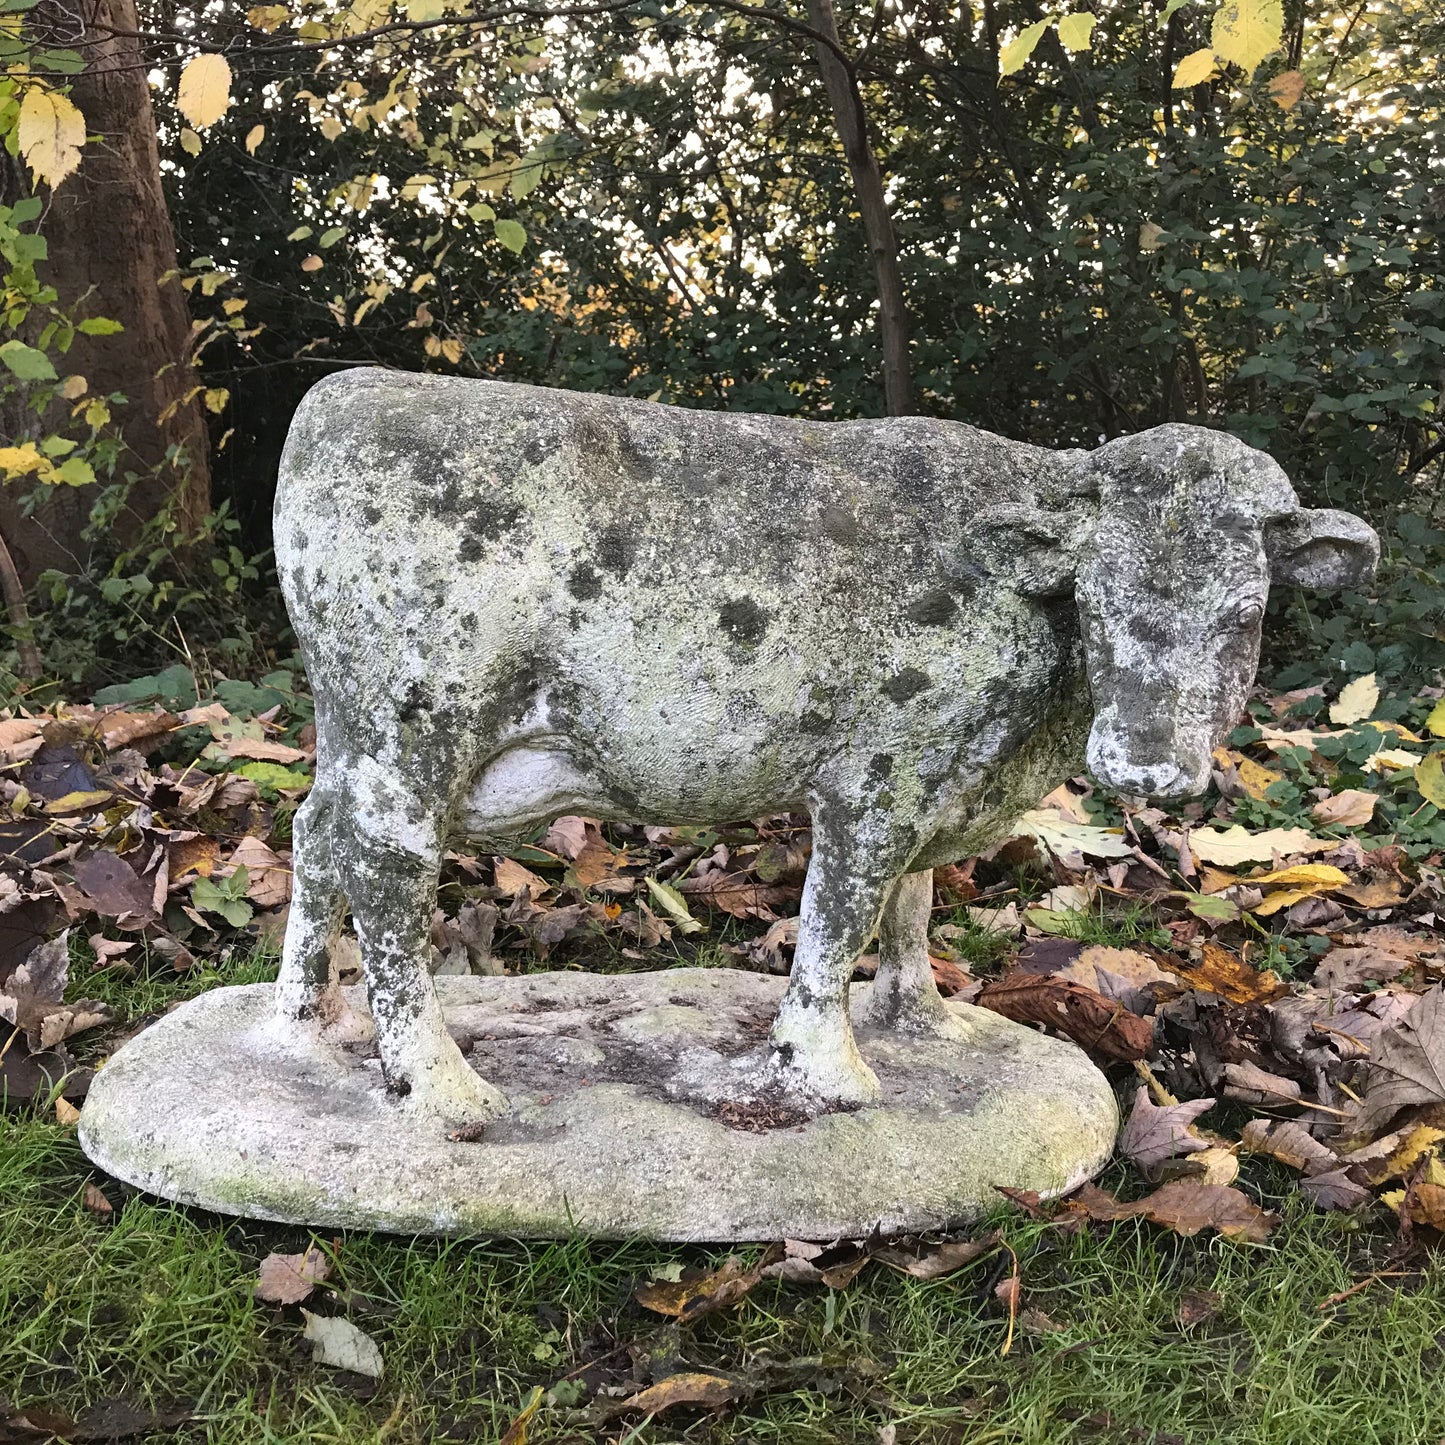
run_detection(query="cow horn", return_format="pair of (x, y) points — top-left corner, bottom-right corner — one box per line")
(1264, 508), (1380, 591)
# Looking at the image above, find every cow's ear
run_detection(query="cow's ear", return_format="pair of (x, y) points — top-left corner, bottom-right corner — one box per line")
(1265, 508), (1380, 590)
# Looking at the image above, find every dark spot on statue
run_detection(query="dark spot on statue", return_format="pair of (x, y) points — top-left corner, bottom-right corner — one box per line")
(819, 506), (858, 546)
(882, 668), (932, 703)
(718, 597), (769, 645)
(597, 524), (636, 577)
(799, 710), (830, 735)
(907, 590), (958, 627)
(399, 681), (432, 724)
(568, 562), (603, 600)
(774, 1041), (796, 1066)
(984, 786), (1004, 806)
(461, 612), (477, 630)
(522, 433), (557, 467)
(866, 752), (894, 785)
(361, 502), (382, 527)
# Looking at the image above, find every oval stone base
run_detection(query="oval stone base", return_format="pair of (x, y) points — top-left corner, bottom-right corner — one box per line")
(80, 969), (1118, 1241)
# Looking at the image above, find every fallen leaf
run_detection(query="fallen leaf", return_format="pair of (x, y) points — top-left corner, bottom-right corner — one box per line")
(1348, 985), (1445, 1139)
(1298, 1168), (1372, 1211)
(1251, 863), (1349, 890)
(71, 852), (154, 923)
(256, 1245), (332, 1304)
(1188, 825), (1329, 867)
(1417, 751), (1445, 808)
(614, 1372), (739, 1416)
(1012, 809), (1133, 862)
(762, 1237), (872, 1287)
(645, 877), (704, 935)
(635, 1249), (779, 1319)
(871, 1236), (993, 1281)
(82, 1182), (113, 1217)
(1329, 672), (1379, 726)
(1117, 1087), (1215, 1172)
(493, 856), (547, 899)
(1069, 1180), (1277, 1242)
(1223, 1060), (1302, 1105)
(1312, 946), (1412, 993)
(300, 1310), (383, 1378)
(54, 1096), (80, 1126)
(1178, 1288), (1222, 1326)
(1154, 941), (1286, 1004)
(229, 836), (293, 909)
(677, 871), (795, 920)
(0, 933), (114, 1051)
(974, 972), (1154, 1061)
(1311, 789), (1379, 828)
(496, 1388), (543, 1445)
(1240, 1118), (1338, 1176)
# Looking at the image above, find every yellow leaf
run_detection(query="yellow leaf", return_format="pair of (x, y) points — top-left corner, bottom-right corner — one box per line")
(1251, 887), (1317, 917)
(180, 128), (202, 157)
(60, 374), (87, 399)
(1172, 46), (1217, 88)
(1418, 751), (1445, 809)
(18, 85), (86, 188)
(319, 116), (344, 141)
(439, 338), (464, 364)
(55, 1096), (81, 1126)
(999, 19), (1050, 77)
(1267, 68), (1305, 110)
(204, 388), (230, 414)
(245, 123), (265, 154)
(0, 443), (49, 478)
(300, 254), (323, 272)
(1211, 0), (1283, 76)
(1251, 863), (1348, 889)
(1139, 221), (1166, 252)
(1329, 672), (1379, 726)
(406, 0), (446, 17)
(177, 53), (232, 130)
(1056, 12), (1096, 51)
(223, 297), (247, 315)
(1427, 698), (1445, 738)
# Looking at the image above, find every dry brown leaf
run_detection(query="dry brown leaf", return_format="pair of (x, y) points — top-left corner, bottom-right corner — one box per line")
(1311, 789), (1379, 827)
(872, 1236), (993, 1281)
(1298, 1168), (1372, 1211)
(255, 1245), (332, 1304)
(974, 972), (1154, 1061)
(1222, 1060), (1302, 1106)
(99, 709), (177, 752)
(1069, 1179), (1277, 1241)
(229, 836), (293, 909)
(1312, 946), (1412, 993)
(1178, 1288), (1222, 1326)
(493, 856), (547, 899)
(219, 736), (309, 764)
(82, 1182), (113, 1216)
(762, 1237), (872, 1287)
(1239, 1118), (1338, 1176)
(677, 870), (795, 920)
(70, 852), (155, 924)
(1348, 985), (1445, 1140)
(1117, 1086), (1215, 1172)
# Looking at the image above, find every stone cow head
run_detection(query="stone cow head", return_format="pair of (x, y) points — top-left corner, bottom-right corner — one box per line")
(1069, 425), (1378, 800)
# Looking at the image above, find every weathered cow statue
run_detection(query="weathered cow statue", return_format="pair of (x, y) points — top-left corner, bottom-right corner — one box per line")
(272, 370), (1377, 1126)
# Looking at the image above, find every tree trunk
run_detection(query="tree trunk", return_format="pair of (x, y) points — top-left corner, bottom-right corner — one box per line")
(0, 0), (210, 586)
(804, 0), (912, 416)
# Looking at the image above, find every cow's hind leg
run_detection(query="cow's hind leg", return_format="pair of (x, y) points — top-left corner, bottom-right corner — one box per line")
(273, 780), (365, 1034)
(333, 757), (507, 1125)
(856, 869), (967, 1038)
(764, 813), (889, 1109)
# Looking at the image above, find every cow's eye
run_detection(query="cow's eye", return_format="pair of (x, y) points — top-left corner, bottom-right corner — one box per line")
(1235, 602), (1264, 628)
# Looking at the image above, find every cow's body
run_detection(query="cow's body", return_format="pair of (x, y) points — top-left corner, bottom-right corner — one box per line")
(273, 369), (1377, 1123)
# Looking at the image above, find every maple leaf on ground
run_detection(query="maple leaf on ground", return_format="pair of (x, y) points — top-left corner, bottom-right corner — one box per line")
(1117, 1086), (1216, 1173)
(256, 1246), (332, 1305)
(1298, 1169), (1373, 1211)
(1347, 985), (1445, 1141)
(0, 932), (114, 1052)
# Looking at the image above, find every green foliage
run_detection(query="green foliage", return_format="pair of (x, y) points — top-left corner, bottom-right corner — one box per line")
(191, 866), (254, 928)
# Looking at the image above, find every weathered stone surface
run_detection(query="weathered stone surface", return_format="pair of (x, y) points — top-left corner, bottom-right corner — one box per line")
(268, 373), (1379, 1126)
(80, 969), (1118, 1240)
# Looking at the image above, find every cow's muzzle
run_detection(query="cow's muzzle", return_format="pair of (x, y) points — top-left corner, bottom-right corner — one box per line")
(1086, 725), (1211, 803)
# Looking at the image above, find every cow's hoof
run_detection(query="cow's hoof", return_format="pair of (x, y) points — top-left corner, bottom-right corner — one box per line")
(760, 1021), (882, 1111)
(857, 996), (971, 1041)
(390, 1047), (509, 1127)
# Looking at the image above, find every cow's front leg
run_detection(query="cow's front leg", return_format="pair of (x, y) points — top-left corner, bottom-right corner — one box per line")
(765, 819), (890, 1109)
(335, 764), (507, 1126)
(857, 869), (968, 1038)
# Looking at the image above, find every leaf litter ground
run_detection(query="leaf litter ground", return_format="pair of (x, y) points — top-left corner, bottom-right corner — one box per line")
(2, 665), (1445, 1442)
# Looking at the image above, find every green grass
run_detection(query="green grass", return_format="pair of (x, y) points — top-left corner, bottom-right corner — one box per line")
(7, 938), (1444, 1444)
(4, 1107), (1443, 1445)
